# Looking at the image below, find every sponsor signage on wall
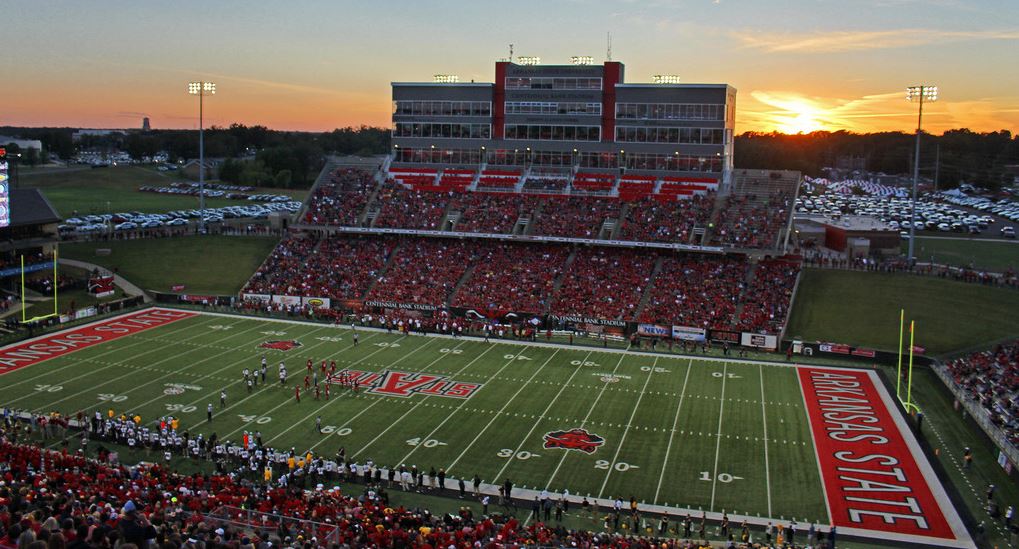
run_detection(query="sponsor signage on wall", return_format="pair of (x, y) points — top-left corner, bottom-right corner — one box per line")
(741, 332), (778, 350)
(671, 325), (706, 341)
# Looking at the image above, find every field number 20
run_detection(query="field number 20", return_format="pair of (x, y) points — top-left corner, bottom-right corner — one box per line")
(596, 460), (639, 472)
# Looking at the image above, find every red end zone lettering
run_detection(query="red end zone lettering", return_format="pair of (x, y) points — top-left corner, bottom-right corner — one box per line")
(0, 308), (198, 375)
(798, 367), (955, 541)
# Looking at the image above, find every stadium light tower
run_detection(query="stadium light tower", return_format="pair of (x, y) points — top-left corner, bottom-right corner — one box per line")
(905, 84), (937, 263)
(188, 81), (216, 233)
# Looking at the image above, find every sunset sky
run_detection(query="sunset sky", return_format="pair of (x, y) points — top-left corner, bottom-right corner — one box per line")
(4, 0), (1018, 135)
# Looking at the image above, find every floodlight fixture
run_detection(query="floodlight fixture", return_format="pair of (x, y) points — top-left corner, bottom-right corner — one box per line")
(187, 80), (216, 233)
(652, 75), (681, 84)
(433, 74), (460, 83)
(904, 84), (939, 264)
(570, 56), (594, 65)
(517, 56), (541, 65)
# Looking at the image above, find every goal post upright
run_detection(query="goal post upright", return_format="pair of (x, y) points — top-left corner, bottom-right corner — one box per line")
(896, 308), (904, 400)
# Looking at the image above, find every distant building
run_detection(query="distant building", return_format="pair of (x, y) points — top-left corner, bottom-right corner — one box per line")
(0, 136), (43, 151)
(0, 188), (62, 292)
(142, 117), (151, 131)
(72, 129), (125, 142)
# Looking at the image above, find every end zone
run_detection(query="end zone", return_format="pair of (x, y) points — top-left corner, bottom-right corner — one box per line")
(798, 366), (974, 548)
(0, 308), (198, 375)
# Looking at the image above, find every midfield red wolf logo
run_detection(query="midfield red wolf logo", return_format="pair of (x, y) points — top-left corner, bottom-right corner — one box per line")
(543, 428), (605, 454)
(330, 369), (482, 399)
(259, 340), (302, 351)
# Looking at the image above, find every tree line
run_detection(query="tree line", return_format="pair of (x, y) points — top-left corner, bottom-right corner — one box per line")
(734, 129), (1018, 190)
(4, 125), (1017, 190)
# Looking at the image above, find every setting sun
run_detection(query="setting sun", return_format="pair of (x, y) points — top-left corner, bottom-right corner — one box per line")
(770, 99), (826, 134)
(777, 111), (825, 134)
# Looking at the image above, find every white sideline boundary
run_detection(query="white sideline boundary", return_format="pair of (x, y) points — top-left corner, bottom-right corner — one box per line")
(40, 307), (974, 548)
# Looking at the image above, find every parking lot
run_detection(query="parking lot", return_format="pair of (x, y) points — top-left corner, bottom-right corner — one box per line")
(796, 191), (1017, 241)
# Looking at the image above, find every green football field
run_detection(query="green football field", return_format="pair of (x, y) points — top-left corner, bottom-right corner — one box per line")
(0, 311), (846, 526)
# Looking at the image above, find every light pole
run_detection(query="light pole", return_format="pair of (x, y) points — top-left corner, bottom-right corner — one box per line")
(188, 81), (216, 233)
(906, 84), (937, 264)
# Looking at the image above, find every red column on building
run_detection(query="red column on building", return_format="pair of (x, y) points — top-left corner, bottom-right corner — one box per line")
(601, 62), (622, 144)
(493, 62), (508, 140)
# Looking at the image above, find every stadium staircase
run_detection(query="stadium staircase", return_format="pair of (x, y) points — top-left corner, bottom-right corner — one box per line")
(730, 260), (759, 326)
(609, 173), (623, 197)
(362, 240), (403, 298)
(298, 159), (343, 222)
(704, 190), (730, 243)
(513, 213), (532, 236)
(357, 175), (385, 227)
(515, 168), (530, 192)
(442, 211), (462, 232)
(546, 248), (579, 312)
(611, 203), (630, 239)
(631, 256), (665, 321)
(521, 200), (545, 235)
(447, 264), (477, 307)
(598, 217), (617, 240)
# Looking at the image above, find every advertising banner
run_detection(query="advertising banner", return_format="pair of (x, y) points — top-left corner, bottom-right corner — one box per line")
(710, 329), (741, 345)
(671, 325), (706, 341)
(270, 295), (302, 307)
(241, 293), (271, 303)
(301, 297), (331, 309)
(637, 323), (670, 337)
(364, 300), (438, 311)
(741, 332), (778, 350)
(0, 147), (9, 228)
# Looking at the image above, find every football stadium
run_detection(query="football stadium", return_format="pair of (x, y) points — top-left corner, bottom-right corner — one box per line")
(4, 16), (1019, 549)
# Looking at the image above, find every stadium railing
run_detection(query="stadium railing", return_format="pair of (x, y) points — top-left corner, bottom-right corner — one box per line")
(931, 361), (1019, 467)
(202, 505), (340, 547)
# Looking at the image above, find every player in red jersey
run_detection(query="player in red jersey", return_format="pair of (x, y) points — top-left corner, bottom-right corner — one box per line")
(295, 386), (301, 403)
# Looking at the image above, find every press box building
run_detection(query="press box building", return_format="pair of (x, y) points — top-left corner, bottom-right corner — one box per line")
(391, 59), (736, 185)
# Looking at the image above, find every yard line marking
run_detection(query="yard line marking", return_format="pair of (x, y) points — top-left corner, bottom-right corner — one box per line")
(760, 363), (773, 517)
(444, 348), (558, 474)
(295, 336), (460, 454)
(596, 356), (658, 499)
(709, 362), (728, 512)
(542, 352), (627, 491)
(350, 339), (477, 459)
(7, 317), (226, 408)
(24, 321), (270, 412)
(0, 316), (214, 394)
(179, 330), (382, 435)
(797, 366), (833, 525)
(127, 324), (337, 420)
(654, 358), (692, 504)
(259, 336), (436, 446)
(491, 351), (594, 483)
(379, 343), (508, 464)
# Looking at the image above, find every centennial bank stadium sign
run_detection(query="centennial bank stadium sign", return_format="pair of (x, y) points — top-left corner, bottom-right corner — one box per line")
(331, 369), (481, 399)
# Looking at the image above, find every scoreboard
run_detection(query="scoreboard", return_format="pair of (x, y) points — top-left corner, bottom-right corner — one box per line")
(0, 147), (8, 228)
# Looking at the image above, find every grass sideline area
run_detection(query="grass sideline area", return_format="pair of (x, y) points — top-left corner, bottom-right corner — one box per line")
(59, 236), (278, 295)
(787, 268), (1019, 355)
(906, 236), (1019, 273)
(21, 165), (307, 216)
